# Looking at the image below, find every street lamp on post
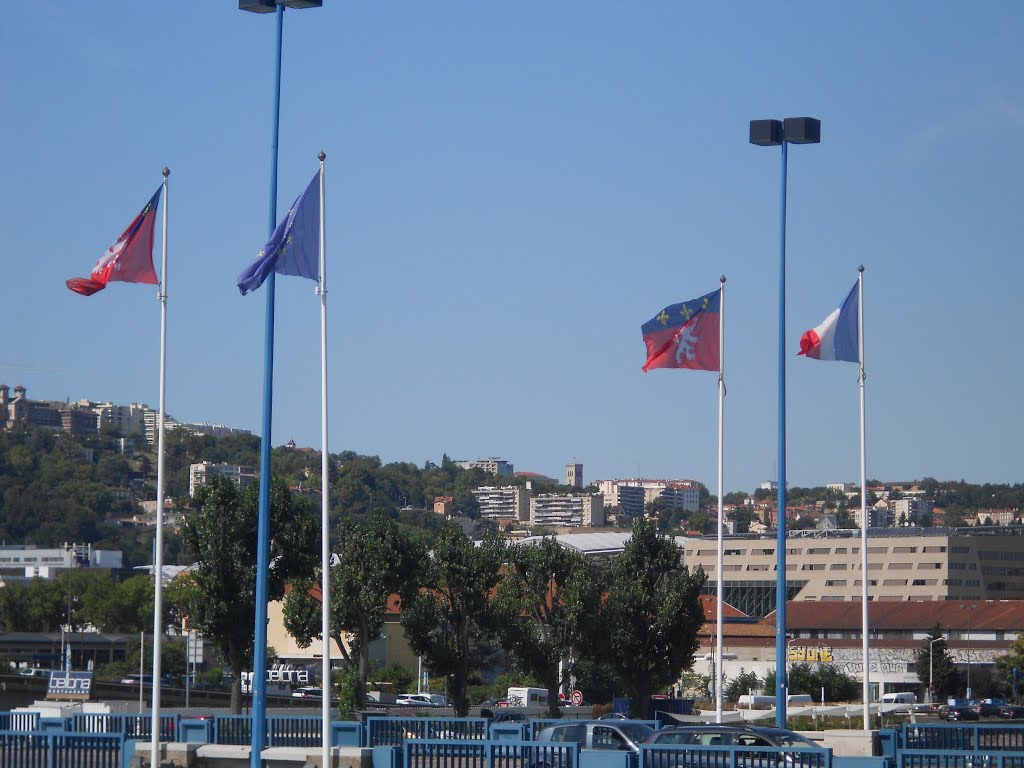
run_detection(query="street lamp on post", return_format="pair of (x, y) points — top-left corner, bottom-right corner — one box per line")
(238, 3), (322, 768)
(749, 116), (821, 728)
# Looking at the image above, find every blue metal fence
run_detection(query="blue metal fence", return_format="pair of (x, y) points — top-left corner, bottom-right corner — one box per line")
(641, 743), (832, 768)
(368, 716), (489, 747)
(902, 724), (1024, 752)
(0, 711), (40, 731)
(71, 712), (178, 741)
(0, 730), (126, 768)
(897, 751), (1024, 768)
(403, 738), (578, 768)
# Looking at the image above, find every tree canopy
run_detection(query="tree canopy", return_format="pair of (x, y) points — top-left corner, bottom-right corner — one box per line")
(180, 476), (317, 712)
(494, 537), (601, 716)
(597, 519), (707, 717)
(283, 512), (425, 709)
(400, 525), (506, 716)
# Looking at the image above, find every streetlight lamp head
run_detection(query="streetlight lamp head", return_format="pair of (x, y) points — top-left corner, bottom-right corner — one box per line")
(239, 0), (277, 11)
(240, 0), (322, 9)
(749, 119), (783, 146)
(783, 117), (821, 144)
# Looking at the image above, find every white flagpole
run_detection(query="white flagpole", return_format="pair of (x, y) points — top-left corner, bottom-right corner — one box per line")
(857, 265), (870, 730)
(316, 152), (332, 768)
(715, 276), (726, 723)
(150, 167), (170, 768)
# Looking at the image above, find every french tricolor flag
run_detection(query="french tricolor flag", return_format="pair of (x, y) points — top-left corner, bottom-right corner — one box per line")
(798, 281), (859, 362)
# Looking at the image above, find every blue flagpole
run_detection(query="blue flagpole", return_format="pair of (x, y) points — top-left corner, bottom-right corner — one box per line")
(775, 139), (789, 728)
(251, 6), (284, 767)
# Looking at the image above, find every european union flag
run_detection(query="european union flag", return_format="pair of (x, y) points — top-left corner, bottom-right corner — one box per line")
(237, 169), (321, 295)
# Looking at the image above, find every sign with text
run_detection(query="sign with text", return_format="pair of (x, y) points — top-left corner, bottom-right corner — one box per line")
(47, 671), (93, 701)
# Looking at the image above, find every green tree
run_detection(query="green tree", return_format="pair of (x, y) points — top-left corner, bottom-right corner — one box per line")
(400, 525), (506, 716)
(181, 476), (317, 713)
(493, 537), (601, 717)
(915, 626), (961, 700)
(598, 519), (707, 717)
(994, 631), (1024, 702)
(724, 669), (761, 703)
(283, 512), (425, 709)
(763, 663), (860, 702)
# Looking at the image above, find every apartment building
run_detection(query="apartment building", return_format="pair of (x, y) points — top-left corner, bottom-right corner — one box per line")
(530, 493), (605, 528)
(596, 478), (700, 516)
(891, 498), (935, 526)
(456, 458), (514, 477)
(473, 485), (530, 522)
(189, 461), (258, 497)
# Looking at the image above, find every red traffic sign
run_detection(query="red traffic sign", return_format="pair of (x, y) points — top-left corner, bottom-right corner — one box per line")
(570, 689), (583, 706)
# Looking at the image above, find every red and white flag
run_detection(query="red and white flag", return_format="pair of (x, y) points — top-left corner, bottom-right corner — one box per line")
(66, 187), (162, 296)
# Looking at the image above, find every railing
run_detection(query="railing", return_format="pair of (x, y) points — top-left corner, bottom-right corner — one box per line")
(211, 713), (328, 747)
(0, 711), (40, 731)
(404, 738), (578, 768)
(213, 714), (252, 745)
(0, 730), (125, 768)
(903, 724), (1024, 752)
(368, 716), (489, 747)
(642, 743), (832, 768)
(898, 751), (1024, 768)
(71, 712), (178, 741)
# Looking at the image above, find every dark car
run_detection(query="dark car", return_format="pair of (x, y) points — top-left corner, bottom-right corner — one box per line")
(944, 705), (980, 722)
(481, 709), (528, 724)
(970, 702), (1001, 717)
(999, 704), (1024, 719)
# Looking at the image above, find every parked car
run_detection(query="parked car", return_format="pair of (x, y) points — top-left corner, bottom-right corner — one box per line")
(482, 710), (528, 724)
(647, 725), (820, 750)
(942, 705), (980, 722)
(478, 698), (510, 708)
(396, 693), (444, 707)
(19, 668), (52, 678)
(120, 674), (154, 685)
(646, 725), (823, 768)
(534, 720), (655, 758)
(999, 704), (1024, 719)
(291, 686), (323, 698)
(970, 701), (1001, 717)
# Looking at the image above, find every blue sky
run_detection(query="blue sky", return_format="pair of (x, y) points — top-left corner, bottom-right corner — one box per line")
(2, 2), (1022, 494)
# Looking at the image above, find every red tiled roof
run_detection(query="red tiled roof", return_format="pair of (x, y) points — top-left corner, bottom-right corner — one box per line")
(770, 599), (1024, 632)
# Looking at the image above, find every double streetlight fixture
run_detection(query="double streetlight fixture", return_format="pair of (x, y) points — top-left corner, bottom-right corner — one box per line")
(749, 116), (821, 727)
(240, 0), (321, 10)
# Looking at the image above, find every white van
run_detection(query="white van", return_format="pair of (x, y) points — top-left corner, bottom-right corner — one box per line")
(880, 692), (917, 705)
(506, 687), (548, 707)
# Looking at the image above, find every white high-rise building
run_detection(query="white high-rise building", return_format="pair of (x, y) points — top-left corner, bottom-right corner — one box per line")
(189, 461), (258, 497)
(473, 485), (530, 521)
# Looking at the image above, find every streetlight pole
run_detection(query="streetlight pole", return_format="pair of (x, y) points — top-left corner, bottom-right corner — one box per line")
(962, 604), (976, 700)
(749, 116), (821, 727)
(238, 3), (322, 767)
(928, 636), (945, 705)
